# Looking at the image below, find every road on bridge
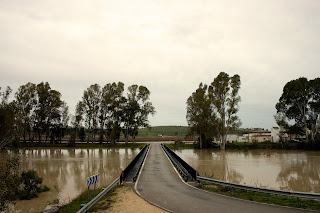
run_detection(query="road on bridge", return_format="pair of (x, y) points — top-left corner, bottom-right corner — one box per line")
(135, 143), (310, 213)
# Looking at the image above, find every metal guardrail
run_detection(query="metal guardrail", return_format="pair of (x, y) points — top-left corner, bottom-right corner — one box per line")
(197, 176), (320, 200)
(163, 145), (320, 200)
(77, 177), (120, 213)
(78, 144), (150, 213)
(162, 144), (198, 182)
(120, 144), (149, 183)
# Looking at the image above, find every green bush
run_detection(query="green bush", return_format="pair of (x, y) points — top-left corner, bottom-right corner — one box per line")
(18, 170), (50, 200)
(0, 156), (50, 210)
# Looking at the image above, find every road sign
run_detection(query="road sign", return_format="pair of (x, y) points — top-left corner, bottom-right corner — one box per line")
(87, 174), (99, 187)
(86, 174), (99, 202)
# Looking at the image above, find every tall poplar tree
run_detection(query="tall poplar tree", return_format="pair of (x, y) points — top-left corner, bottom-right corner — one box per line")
(209, 72), (241, 150)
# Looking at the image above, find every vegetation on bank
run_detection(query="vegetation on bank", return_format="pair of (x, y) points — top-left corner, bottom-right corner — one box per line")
(0, 156), (50, 211)
(59, 185), (120, 213)
(168, 141), (320, 150)
(0, 82), (155, 150)
(199, 182), (320, 211)
(138, 126), (189, 137)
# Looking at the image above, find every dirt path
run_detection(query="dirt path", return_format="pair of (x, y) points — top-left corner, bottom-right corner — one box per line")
(93, 186), (166, 213)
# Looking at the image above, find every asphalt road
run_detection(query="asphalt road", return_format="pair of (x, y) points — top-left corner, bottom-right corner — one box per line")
(135, 143), (311, 213)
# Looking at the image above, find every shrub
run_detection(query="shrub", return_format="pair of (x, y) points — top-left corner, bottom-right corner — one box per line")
(18, 170), (50, 200)
(0, 156), (50, 210)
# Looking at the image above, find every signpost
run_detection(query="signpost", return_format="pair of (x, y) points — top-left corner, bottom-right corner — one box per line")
(86, 174), (99, 202)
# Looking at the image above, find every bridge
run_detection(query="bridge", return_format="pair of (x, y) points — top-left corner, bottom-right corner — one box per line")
(79, 143), (317, 213)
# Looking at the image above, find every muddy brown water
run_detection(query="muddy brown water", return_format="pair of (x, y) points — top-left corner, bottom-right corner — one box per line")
(173, 149), (320, 193)
(1, 148), (139, 212)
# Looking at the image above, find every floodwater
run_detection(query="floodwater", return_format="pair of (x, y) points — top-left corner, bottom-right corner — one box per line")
(0, 148), (140, 212)
(173, 149), (320, 193)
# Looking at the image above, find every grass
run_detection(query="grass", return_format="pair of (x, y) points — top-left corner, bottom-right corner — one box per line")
(59, 185), (121, 213)
(137, 126), (189, 137)
(200, 183), (320, 211)
(166, 142), (194, 149)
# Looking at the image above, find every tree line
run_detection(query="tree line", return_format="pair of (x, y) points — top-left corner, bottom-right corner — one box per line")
(0, 81), (155, 148)
(74, 82), (155, 144)
(186, 72), (320, 150)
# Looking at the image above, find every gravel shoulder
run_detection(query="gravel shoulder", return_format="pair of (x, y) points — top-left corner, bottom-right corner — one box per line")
(93, 186), (166, 213)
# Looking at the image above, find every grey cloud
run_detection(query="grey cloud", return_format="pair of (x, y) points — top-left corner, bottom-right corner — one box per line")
(1, 0), (319, 129)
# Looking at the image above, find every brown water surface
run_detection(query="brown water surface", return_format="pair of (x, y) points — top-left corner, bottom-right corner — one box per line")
(173, 149), (320, 193)
(1, 148), (139, 212)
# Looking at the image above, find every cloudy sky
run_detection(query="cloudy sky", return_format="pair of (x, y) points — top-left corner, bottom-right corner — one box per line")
(1, 0), (319, 129)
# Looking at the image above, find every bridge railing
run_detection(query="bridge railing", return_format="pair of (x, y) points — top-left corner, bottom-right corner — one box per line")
(120, 144), (149, 183)
(162, 144), (199, 181)
(163, 144), (320, 200)
(197, 176), (320, 200)
(77, 144), (149, 213)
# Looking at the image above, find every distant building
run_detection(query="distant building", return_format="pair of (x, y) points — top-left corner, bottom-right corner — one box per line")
(225, 127), (280, 143)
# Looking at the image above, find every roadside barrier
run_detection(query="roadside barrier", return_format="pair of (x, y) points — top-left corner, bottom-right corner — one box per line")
(163, 144), (320, 200)
(161, 144), (198, 182)
(77, 177), (120, 213)
(197, 176), (320, 200)
(77, 144), (149, 213)
(120, 144), (149, 183)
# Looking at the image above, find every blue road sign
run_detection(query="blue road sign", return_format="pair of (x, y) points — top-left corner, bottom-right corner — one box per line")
(86, 174), (99, 187)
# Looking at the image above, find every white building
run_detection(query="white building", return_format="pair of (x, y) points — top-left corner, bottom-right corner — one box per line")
(225, 127), (280, 143)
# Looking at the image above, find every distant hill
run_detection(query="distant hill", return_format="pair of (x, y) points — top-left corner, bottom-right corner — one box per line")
(137, 126), (190, 137)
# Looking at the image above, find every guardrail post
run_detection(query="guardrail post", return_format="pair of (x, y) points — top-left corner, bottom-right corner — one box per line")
(87, 186), (90, 203)
(94, 182), (96, 197)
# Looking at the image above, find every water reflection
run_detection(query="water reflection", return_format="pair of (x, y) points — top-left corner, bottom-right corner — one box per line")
(0, 148), (139, 212)
(174, 149), (320, 193)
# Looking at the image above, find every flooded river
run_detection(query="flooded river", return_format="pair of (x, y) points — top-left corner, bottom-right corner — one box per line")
(1, 148), (140, 212)
(173, 149), (320, 193)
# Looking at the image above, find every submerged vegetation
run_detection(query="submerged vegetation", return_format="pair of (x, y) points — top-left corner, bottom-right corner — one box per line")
(0, 155), (49, 210)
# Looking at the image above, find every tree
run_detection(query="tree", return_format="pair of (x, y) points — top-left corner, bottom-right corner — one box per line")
(0, 86), (15, 148)
(57, 101), (69, 143)
(99, 82), (125, 144)
(14, 83), (37, 142)
(275, 77), (320, 143)
(34, 82), (64, 143)
(104, 82), (126, 144)
(123, 85), (155, 142)
(208, 72), (242, 150)
(186, 83), (217, 148)
(77, 84), (101, 143)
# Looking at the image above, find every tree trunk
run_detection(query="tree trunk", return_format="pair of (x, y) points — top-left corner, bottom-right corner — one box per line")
(125, 127), (129, 143)
(199, 130), (202, 149)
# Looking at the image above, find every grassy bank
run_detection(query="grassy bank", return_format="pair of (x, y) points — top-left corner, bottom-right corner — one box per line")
(199, 183), (320, 211)
(166, 142), (194, 149)
(59, 185), (120, 213)
(138, 126), (189, 137)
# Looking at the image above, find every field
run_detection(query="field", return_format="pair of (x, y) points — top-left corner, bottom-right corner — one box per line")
(137, 126), (190, 137)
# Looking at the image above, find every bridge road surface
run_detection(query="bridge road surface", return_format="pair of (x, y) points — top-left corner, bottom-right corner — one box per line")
(135, 143), (310, 213)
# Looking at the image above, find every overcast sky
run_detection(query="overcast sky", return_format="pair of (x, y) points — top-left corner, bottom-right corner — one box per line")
(1, 0), (319, 129)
